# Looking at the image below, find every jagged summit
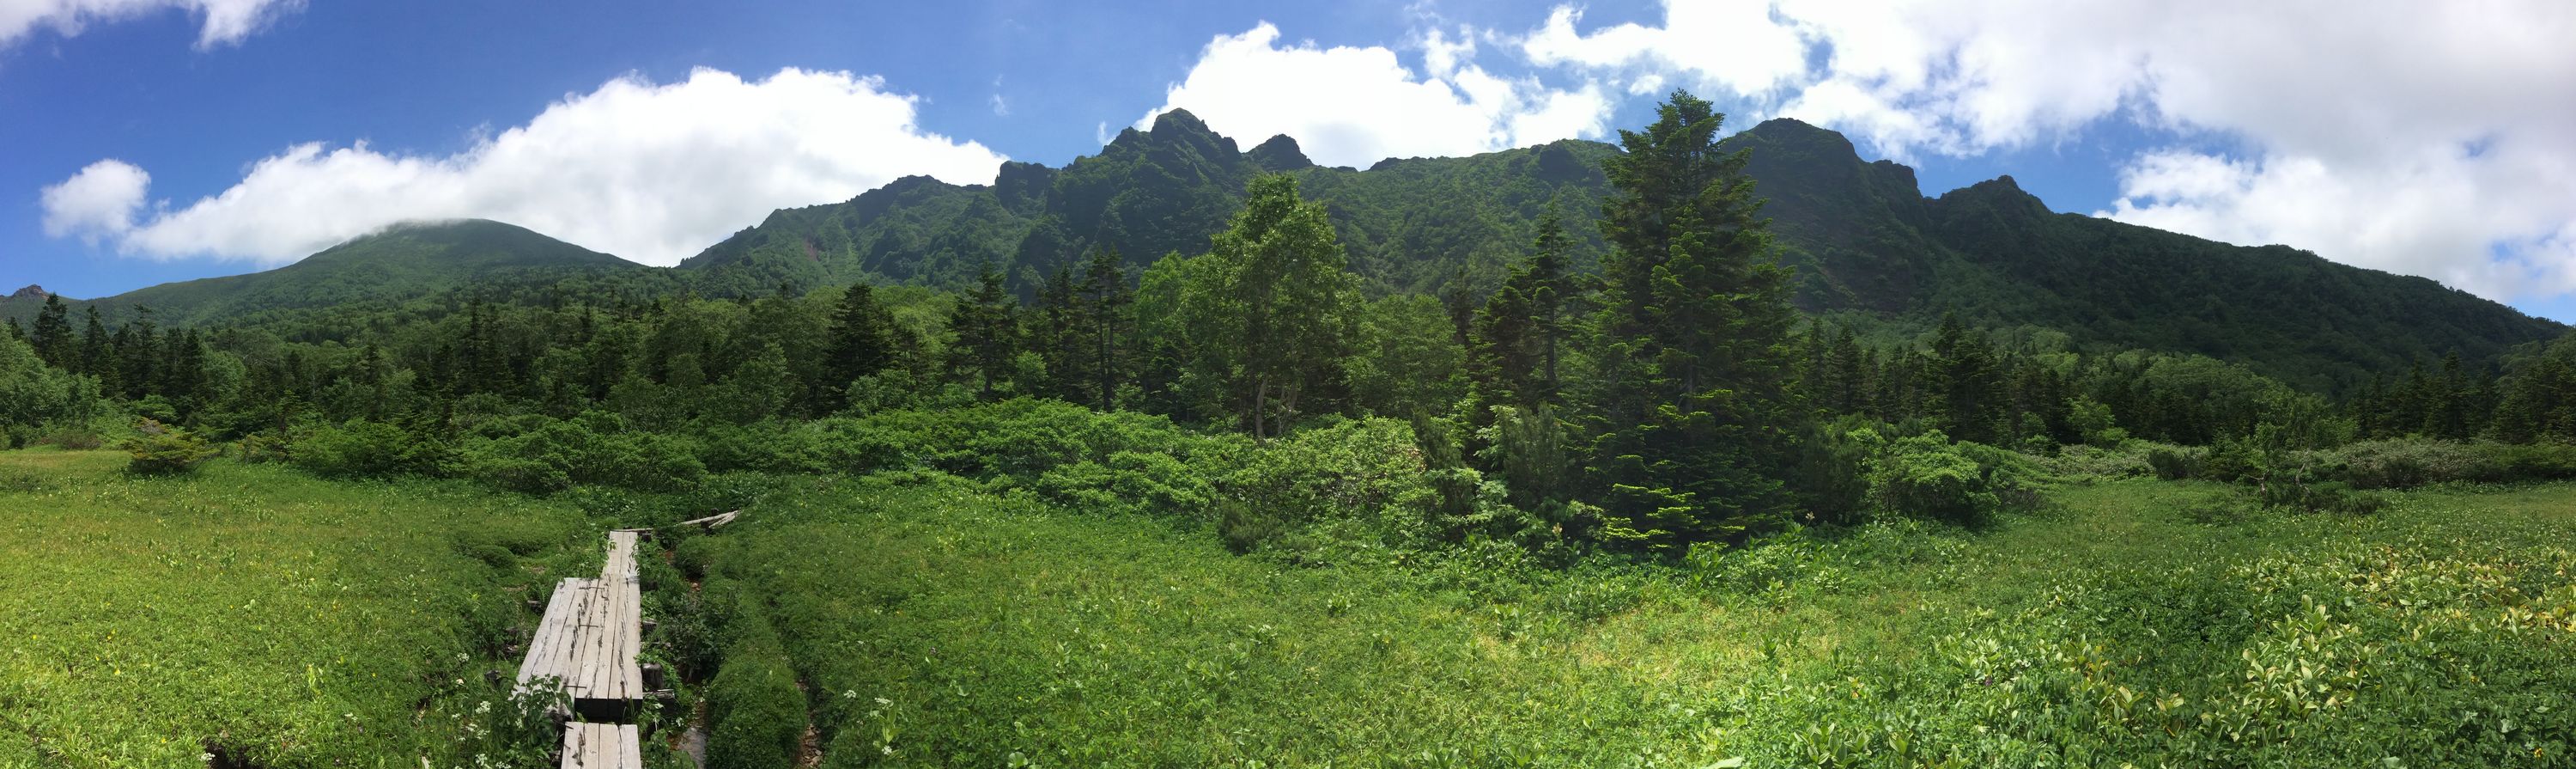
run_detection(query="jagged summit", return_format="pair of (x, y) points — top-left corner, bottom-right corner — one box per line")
(1247, 135), (1314, 173)
(9, 285), (46, 301)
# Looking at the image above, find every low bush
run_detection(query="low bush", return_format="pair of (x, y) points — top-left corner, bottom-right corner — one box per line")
(461, 412), (706, 494)
(703, 603), (807, 769)
(2146, 445), (2200, 480)
(2312, 437), (2576, 489)
(121, 420), (218, 475)
(1846, 429), (2042, 527)
(292, 419), (451, 479)
(35, 425), (106, 450)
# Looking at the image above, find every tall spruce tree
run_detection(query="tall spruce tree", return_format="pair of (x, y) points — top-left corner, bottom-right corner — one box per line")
(29, 294), (71, 369)
(1584, 90), (1801, 552)
(1472, 210), (1577, 417)
(1074, 246), (1133, 411)
(947, 264), (1018, 399)
(821, 283), (899, 409)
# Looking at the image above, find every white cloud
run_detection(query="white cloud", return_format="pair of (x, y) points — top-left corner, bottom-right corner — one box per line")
(0, 0), (302, 49)
(1140, 23), (1610, 168)
(39, 159), (148, 240)
(1507, 0), (2576, 303)
(53, 67), (1006, 267)
(1521, 3), (1807, 99)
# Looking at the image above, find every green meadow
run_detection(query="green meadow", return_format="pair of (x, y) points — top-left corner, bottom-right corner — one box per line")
(0, 450), (590, 768)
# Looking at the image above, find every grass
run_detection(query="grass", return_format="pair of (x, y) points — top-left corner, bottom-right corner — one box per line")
(690, 473), (2576, 768)
(6, 444), (2573, 767)
(0, 450), (593, 768)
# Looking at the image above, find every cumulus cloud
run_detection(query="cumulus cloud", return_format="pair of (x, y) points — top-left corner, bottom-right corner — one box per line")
(1141, 23), (1610, 168)
(1509, 0), (2576, 303)
(39, 159), (149, 240)
(0, 0), (303, 49)
(53, 67), (1006, 266)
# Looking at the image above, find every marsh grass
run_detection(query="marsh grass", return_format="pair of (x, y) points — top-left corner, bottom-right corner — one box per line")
(696, 473), (2576, 767)
(0, 449), (594, 768)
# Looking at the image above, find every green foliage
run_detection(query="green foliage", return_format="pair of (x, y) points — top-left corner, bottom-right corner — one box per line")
(2315, 437), (2576, 489)
(1172, 174), (1356, 439)
(1586, 90), (1804, 552)
(120, 420), (218, 475)
(0, 450), (588, 766)
(1345, 294), (1467, 418)
(291, 418), (451, 478)
(0, 331), (102, 448)
(464, 412), (706, 493)
(706, 601), (810, 769)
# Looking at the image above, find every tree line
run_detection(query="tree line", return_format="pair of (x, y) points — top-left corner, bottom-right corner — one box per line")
(7, 91), (2576, 554)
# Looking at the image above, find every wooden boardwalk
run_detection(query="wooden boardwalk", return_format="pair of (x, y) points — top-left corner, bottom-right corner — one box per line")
(560, 722), (640, 769)
(520, 530), (651, 768)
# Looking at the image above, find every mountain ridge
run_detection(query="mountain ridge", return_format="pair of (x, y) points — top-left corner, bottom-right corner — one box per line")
(9, 113), (2558, 392)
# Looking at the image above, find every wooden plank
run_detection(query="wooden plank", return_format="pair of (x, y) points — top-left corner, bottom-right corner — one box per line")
(617, 723), (639, 769)
(676, 510), (739, 529)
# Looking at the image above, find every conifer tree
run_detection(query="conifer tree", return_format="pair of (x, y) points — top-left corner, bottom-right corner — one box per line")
(1584, 91), (1801, 552)
(77, 307), (110, 381)
(1075, 246), (1133, 411)
(947, 264), (1018, 399)
(29, 294), (71, 369)
(821, 282), (898, 409)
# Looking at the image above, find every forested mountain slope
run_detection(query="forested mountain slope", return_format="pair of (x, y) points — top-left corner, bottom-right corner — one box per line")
(680, 112), (2561, 390)
(2, 219), (664, 327)
(677, 108), (1619, 298)
(8, 115), (2557, 392)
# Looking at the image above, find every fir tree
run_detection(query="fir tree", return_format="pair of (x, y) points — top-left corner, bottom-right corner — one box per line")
(1075, 246), (1133, 412)
(1584, 91), (1802, 552)
(29, 294), (71, 369)
(821, 282), (899, 409)
(947, 264), (1018, 399)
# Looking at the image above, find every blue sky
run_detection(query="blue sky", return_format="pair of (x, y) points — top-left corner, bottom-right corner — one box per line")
(5, 0), (2573, 322)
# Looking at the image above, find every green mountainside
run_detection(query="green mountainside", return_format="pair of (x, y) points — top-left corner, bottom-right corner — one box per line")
(677, 109), (1619, 298)
(1727, 119), (2566, 390)
(676, 111), (2561, 390)
(3, 219), (663, 327)
(9, 113), (2557, 392)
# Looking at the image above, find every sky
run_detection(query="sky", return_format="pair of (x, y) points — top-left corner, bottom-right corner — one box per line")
(4, 0), (2573, 322)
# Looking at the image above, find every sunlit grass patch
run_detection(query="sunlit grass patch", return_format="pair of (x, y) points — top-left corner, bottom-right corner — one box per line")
(0, 452), (589, 768)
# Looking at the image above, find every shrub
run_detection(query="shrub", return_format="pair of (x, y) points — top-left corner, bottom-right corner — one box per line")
(1032, 450), (1216, 518)
(292, 419), (449, 479)
(704, 606), (806, 769)
(462, 412), (705, 494)
(121, 421), (218, 475)
(2307, 438), (2576, 489)
(1864, 430), (1996, 525)
(2146, 446), (2197, 480)
(35, 426), (106, 450)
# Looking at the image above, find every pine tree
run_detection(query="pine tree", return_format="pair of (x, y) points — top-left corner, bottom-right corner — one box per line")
(821, 282), (898, 409)
(947, 264), (1018, 399)
(1032, 265), (1084, 402)
(1075, 246), (1133, 412)
(1585, 91), (1802, 552)
(1472, 211), (1577, 418)
(29, 294), (71, 369)
(1929, 314), (2004, 444)
(76, 307), (110, 381)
